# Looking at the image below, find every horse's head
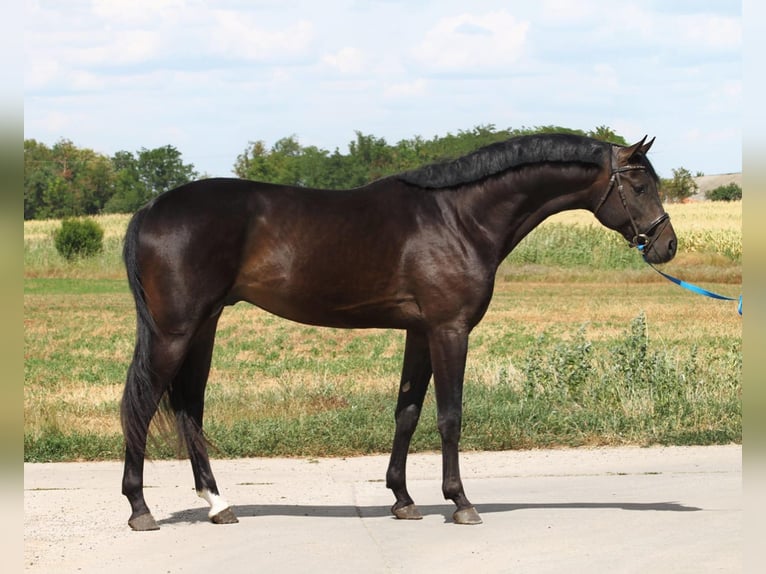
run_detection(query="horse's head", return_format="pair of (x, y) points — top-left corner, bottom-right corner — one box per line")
(593, 137), (677, 264)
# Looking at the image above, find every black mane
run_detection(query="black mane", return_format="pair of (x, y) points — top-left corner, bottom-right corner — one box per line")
(397, 133), (610, 189)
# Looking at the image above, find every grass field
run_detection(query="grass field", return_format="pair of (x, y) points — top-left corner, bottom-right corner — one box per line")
(23, 202), (742, 461)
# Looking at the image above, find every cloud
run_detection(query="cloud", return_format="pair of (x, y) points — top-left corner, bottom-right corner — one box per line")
(90, 0), (187, 26)
(209, 11), (315, 62)
(537, 1), (740, 55)
(25, 1), (168, 92)
(80, 29), (163, 66)
(613, 8), (741, 52)
(705, 80), (743, 113)
(540, 0), (599, 24)
(676, 14), (741, 51)
(415, 11), (529, 72)
(383, 78), (427, 99)
(322, 47), (365, 74)
(23, 1), (741, 178)
(682, 126), (740, 145)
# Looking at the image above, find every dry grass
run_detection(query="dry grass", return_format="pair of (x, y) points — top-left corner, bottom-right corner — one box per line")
(24, 213), (130, 243)
(23, 201), (742, 460)
(546, 200), (742, 230)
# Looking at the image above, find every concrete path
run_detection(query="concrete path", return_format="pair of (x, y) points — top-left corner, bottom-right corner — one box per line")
(24, 445), (741, 573)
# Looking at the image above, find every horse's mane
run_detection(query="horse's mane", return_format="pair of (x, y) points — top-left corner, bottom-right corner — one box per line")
(397, 133), (611, 189)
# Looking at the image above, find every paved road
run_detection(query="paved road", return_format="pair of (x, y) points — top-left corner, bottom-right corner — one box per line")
(24, 445), (741, 573)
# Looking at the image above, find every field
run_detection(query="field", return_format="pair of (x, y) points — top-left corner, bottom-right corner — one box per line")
(23, 202), (742, 461)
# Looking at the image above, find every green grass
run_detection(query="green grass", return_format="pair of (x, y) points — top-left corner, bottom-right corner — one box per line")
(24, 277), (129, 295)
(23, 207), (742, 462)
(23, 283), (742, 462)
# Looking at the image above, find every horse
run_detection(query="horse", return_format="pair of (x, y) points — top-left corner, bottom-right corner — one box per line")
(120, 133), (676, 530)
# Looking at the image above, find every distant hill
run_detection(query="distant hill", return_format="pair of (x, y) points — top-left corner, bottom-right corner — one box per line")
(689, 173), (742, 201)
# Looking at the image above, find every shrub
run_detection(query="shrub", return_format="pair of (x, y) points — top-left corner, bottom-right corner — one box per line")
(53, 218), (104, 260)
(706, 183), (742, 202)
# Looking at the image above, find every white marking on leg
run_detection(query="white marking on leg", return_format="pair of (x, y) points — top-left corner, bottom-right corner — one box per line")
(198, 489), (230, 518)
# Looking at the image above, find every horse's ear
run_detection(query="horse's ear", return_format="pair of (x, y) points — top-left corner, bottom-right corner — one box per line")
(617, 136), (647, 163)
(640, 137), (655, 155)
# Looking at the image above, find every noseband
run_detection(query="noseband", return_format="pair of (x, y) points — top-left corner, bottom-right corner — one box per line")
(593, 156), (670, 252)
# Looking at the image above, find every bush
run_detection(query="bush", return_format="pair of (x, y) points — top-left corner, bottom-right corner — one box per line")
(706, 182), (742, 202)
(53, 218), (104, 260)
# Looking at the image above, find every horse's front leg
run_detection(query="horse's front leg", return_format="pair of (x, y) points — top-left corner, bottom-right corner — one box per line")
(429, 327), (482, 525)
(386, 330), (432, 519)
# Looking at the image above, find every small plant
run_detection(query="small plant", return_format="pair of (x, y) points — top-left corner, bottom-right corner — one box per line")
(53, 218), (104, 260)
(706, 182), (742, 202)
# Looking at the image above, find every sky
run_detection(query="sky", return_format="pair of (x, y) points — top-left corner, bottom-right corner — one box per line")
(24, 0), (742, 179)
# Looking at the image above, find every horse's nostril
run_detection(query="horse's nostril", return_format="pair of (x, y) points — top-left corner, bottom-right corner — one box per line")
(669, 238), (677, 256)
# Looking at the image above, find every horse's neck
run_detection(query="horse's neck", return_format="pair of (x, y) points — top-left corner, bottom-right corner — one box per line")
(458, 166), (601, 264)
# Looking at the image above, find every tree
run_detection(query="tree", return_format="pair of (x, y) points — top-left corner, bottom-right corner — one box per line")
(234, 140), (274, 181)
(706, 182), (742, 201)
(136, 145), (198, 197)
(346, 132), (395, 185)
(24, 138), (117, 219)
(296, 145), (331, 188)
(661, 167), (698, 203)
(24, 139), (56, 219)
(228, 124), (633, 193)
(104, 146), (198, 213)
(587, 125), (628, 146)
(234, 137), (310, 185)
(268, 136), (303, 185)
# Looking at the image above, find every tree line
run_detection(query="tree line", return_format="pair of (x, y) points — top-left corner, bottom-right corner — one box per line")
(25, 124), (705, 221)
(24, 140), (198, 220)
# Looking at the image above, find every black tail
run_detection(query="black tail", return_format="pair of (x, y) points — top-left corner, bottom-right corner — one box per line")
(120, 206), (174, 453)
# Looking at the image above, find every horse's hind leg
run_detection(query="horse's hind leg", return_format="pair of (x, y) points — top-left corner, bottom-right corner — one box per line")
(122, 383), (162, 531)
(169, 312), (238, 525)
(386, 330), (432, 520)
(122, 333), (190, 531)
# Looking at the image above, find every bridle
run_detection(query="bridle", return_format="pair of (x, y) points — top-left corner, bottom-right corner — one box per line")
(593, 150), (671, 252)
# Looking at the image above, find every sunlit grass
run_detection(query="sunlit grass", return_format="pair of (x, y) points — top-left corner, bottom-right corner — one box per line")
(23, 202), (741, 461)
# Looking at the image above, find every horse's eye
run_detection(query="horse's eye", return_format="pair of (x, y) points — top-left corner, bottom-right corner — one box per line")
(634, 184), (646, 194)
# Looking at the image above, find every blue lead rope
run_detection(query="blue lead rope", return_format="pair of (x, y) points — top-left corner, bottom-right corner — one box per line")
(637, 245), (742, 316)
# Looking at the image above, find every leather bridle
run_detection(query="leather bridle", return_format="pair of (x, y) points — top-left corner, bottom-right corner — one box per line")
(593, 152), (671, 252)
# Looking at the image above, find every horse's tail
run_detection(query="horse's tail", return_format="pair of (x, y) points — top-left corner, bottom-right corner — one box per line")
(120, 206), (174, 453)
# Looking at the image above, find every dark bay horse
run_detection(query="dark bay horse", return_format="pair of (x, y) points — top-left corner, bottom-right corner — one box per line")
(121, 133), (676, 530)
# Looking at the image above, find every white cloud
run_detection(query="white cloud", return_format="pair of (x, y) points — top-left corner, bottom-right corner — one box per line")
(415, 11), (529, 71)
(25, 58), (62, 91)
(90, 0), (188, 25)
(705, 79), (742, 113)
(606, 6), (740, 52)
(26, 110), (72, 134)
(69, 71), (106, 92)
(540, 0), (599, 24)
(209, 11), (314, 61)
(322, 47), (365, 74)
(676, 14), (741, 51)
(384, 78), (427, 99)
(538, 1), (740, 55)
(683, 127), (740, 145)
(23, 1), (742, 178)
(80, 29), (163, 66)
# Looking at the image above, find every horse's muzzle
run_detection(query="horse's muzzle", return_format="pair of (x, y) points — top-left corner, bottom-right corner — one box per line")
(640, 219), (677, 264)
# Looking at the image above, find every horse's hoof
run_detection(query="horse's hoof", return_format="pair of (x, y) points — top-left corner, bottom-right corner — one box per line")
(128, 513), (160, 531)
(211, 507), (239, 524)
(453, 507), (482, 525)
(392, 503), (423, 520)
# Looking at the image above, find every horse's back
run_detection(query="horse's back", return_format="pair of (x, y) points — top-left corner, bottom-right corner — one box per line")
(128, 177), (429, 329)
